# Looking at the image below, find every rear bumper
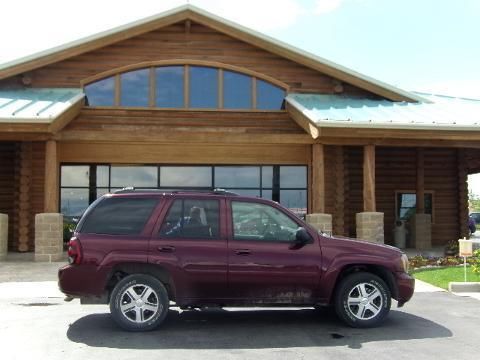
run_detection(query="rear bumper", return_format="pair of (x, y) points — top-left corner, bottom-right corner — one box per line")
(395, 272), (415, 307)
(58, 264), (110, 298)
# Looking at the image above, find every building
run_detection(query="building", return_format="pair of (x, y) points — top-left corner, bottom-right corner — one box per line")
(1, 5), (479, 260)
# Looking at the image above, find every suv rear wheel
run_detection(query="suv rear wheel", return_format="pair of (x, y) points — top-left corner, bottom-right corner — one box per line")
(334, 272), (391, 328)
(109, 274), (169, 331)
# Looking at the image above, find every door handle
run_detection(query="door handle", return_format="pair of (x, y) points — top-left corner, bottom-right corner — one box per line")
(157, 245), (175, 253)
(235, 249), (251, 256)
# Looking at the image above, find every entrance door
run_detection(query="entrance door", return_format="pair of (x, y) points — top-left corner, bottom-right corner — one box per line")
(226, 200), (321, 304)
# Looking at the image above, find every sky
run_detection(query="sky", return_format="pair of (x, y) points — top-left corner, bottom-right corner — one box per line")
(1, 0), (480, 194)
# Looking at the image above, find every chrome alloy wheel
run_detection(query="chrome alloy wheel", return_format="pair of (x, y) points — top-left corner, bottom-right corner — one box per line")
(347, 282), (383, 320)
(119, 284), (160, 323)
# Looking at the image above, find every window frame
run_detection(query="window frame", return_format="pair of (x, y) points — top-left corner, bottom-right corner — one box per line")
(82, 62), (288, 112)
(394, 190), (435, 223)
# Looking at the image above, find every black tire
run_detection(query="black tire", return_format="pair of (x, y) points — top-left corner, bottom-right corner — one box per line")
(334, 272), (391, 328)
(109, 274), (169, 332)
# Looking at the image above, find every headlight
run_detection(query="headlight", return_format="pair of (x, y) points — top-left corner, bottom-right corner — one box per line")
(399, 254), (409, 273)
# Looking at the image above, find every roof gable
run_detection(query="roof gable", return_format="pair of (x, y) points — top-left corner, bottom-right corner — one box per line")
(0, 5), (421, 102)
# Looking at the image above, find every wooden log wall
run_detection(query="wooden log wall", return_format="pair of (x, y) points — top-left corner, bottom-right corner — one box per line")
(458, 150), (469, 239)
(12, 142), (45, 252)
(0, 22), (376, 98)
(0, 143), (16, 250)
(344, 147), (364, 238)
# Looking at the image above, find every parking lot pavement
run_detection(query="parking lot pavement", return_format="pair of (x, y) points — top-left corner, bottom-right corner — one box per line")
(0, 268), (479, 360)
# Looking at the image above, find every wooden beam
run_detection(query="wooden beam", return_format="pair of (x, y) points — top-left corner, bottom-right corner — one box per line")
(311, 144), (325, 213)
(47, 97), (84, 133)
(286, 102), (320, 139)
(44, 140), (59, 212)
(416, 148), (425, 214)
(363, 144), (376, 212)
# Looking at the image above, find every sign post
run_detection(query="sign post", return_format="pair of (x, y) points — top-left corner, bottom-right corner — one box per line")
(458, 237), (473, 282)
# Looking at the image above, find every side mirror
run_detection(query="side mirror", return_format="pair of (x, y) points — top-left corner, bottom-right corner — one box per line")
(290, 227), (313, 249)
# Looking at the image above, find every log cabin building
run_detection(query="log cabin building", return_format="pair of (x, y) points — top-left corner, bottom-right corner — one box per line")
(1, 5), (480, 259)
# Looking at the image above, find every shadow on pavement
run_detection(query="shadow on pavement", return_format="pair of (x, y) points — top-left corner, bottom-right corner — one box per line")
(67, 308), (452, 349)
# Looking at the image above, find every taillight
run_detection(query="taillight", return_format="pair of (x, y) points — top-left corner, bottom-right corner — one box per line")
(67, 237), (82, 265)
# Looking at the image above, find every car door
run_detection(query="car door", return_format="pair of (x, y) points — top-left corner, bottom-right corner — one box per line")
(227, 199), (321, 304)
(149, 196), (228, 303)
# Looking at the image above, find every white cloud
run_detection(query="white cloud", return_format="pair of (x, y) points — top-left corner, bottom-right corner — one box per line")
(314, 0), (343, 14)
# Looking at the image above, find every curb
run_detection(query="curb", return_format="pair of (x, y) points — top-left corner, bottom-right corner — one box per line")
(448, 282), (480, 293)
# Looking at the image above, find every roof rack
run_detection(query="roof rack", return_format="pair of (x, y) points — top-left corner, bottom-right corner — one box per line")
(113, 187), (239, 196)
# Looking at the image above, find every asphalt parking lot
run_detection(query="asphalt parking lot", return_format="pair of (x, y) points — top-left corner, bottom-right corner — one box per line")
(0, 261), (479, 360)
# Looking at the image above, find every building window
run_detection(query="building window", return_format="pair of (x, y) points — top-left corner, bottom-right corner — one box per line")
(84, 65), (285, 110)
(60, 164), (307, 219)
(395, 191), (434, 221)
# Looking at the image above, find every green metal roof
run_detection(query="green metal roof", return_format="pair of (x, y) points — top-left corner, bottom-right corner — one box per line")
(0, 88), (84, 123)
(286, 92), (480, 131)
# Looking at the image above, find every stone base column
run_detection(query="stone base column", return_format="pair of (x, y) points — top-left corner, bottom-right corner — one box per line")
(306, 213), (333, 235)
(0, 214), (8, 261)
(356, 212), (384, 244)
(35, 213), (64, 262)
(411, 214), (432, 250)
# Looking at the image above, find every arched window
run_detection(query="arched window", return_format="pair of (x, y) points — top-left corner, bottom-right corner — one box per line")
(84, 65), (286, 110)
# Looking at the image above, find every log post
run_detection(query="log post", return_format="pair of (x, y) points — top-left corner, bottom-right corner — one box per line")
(416, 148), (425, 214)
(312, 144), (325, 214)
(44, 140), (59, 213)
(363, 144), (376, 212)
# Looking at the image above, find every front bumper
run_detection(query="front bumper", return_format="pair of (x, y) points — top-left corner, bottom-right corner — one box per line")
(395, 272), (415, 307)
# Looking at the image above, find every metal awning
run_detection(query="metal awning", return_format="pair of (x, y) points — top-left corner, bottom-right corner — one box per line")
(285, 92), (480, 138)
(0, 88), (84, 133)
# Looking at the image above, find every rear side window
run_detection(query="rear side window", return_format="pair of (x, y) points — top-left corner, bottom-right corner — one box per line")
(80, 197), (158, 235)
(159, 199), (220, 239)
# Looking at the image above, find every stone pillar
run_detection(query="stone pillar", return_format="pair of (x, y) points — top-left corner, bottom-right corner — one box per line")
(356, 212), (384, 244)
(306, 213), (333, 235)
(35, 213), (64, 262)
(0, 214), (8, 260)
(411, 214), (432, 250)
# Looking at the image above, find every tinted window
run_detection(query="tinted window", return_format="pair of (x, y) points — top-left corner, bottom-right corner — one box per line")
(223, 70), (251, 109)
(189, 66), (218, 108)
(280, 166), (307, 188)
(397, 192), (433, 220)
(214, 166), (259, 188)
(232, 201), (298, 242)
(256, 79), (285, 110)
(61, 188), (89, 216)
(160, 166), (211, 187)
(110, 166), (158, 188)
(61, 166), (89, 187)
(85, 77), (115, 106)
(81, 197), (158, 235)
(159, 199), (219, 239)
(120, 69), (149, 107)
(155, 66), (184, 108)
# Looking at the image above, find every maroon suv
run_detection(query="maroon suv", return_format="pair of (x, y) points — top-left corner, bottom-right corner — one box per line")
(58, 189), (414, 331)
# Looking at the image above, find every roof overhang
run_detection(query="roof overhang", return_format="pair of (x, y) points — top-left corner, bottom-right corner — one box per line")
(0, 5), (422, 103)
(0, 88), (84, 136)
(286, 93), (480, 140)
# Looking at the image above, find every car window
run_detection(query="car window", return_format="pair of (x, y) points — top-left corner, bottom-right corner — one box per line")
(80, 197), (158, 235)
(159, 199), (220, 239)
(231, 201), (298, 242)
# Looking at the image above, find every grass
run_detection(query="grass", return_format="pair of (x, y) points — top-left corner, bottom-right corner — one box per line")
(412, 266), (480, 290)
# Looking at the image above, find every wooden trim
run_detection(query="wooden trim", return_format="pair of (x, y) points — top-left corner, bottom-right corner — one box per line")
(416, 148), (425, 214)
(114, 74), (121, 106)
(286, 102), (320, 139)
(80, 59), (290, 90)
(363, 144), (376, 212)
(48, 97), (85, 133)
(311, 144), (325, 213)
(252, 77), (257, 109)
(44, 140), (59, 212)
(149, 67), (155, 107)
(218, 69), (223, 109)
(184, 65), (189, 108)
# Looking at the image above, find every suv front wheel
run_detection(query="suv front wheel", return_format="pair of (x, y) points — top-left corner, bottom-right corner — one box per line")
(334, 272), (391, 328)
(110, 274), (169, 331)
